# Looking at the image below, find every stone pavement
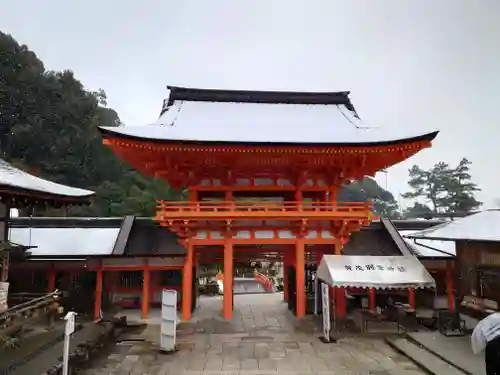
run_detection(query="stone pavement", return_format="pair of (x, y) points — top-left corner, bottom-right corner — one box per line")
(407, 332), (485, 375)
(84, 294), (426, 375)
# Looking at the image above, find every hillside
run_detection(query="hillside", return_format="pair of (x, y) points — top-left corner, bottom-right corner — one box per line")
(0, 31), (398, 217)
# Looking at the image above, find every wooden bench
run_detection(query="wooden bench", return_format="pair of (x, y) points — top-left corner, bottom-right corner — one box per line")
(460, 295), (499, 320)
(360, 308), (400, 333)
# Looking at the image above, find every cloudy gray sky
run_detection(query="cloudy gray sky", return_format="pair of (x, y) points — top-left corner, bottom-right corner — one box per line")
(2, 0), (499, 208)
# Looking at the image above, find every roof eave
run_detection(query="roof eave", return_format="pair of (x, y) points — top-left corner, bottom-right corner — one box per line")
(0, 186), (95, 206)
(98, 127), (439, 148)
(405, 234), (500, 243)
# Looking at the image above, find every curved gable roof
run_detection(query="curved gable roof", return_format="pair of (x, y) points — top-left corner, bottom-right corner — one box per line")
(99, 86), (439, 147)
(0, 159), (94, 204)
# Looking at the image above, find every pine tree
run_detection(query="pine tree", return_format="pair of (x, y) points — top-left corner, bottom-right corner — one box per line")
(442, 158), (481, 213)
(401, 162), (451, 213)
(402, 158), (481, 215)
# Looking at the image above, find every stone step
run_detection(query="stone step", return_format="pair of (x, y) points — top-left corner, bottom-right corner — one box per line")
(386, 336), (468, 375)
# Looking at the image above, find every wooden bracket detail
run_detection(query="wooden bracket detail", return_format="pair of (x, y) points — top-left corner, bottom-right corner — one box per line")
(223, 219), (237, 238)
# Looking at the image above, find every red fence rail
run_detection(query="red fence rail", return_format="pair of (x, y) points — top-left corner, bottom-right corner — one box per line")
(155, 201), (375, 221)
(156, 200), (373, 214)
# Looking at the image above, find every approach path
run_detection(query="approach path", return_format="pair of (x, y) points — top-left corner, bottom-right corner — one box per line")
(84, 294), (425, 375)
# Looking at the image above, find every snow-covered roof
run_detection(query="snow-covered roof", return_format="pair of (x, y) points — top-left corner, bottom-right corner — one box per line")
(9, 227), (119, 257)
(0, 159), (94, 199)
(99, 87), (438, 146)
(405, 210), (500, 243)
(400, 230), (455, 258)
(317, 255), (435, 289)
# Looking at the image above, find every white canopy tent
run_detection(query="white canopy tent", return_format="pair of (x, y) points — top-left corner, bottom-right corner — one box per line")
(317, 255), (435, 290)
(316, 255), (435, 339)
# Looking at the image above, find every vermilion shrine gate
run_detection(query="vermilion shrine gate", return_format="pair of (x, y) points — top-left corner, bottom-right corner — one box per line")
(99, 86), (438, 320)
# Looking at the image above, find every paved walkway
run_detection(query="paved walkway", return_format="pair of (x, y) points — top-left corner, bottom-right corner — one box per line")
(408, 332), (485, 375)
(85, 294), (425, 374)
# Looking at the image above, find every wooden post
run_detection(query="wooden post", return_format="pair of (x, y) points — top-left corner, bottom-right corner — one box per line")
(223, 240), (233, 319)
(295, 239), (306, 318)
(408, 288), (416, 309)
(369, 288), (376, 312)
(94, 269), (103, 321)
(295, 190), (303, 209)
(222, 187), (234, 319)
(446, 261), (454, 311)
(315, 249), (323, 265)
(0, 251), (9, 282)
(48, 266), (56, 292)
(194, 251), (200, 308)
(0, 203), (10, 282)
(329, 186), (338, 205)
(334, 241), (347, 318)
(188, 188), (198, 201)
(283, 251), (290, 302)
(141, 269), (150, 320)
(181, 242), (194, 320)
(335, 288), (347, 318)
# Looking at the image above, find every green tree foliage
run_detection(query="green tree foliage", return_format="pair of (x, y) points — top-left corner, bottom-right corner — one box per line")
(403, 202), (433, 219)
(339, 177), (400, 218)
(0, 31), (181, 216)
(402, 158), (481, 216)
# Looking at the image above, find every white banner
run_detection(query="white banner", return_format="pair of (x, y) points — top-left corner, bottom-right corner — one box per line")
(317, 255), (435, 289)
(321, 283), (330, 341)
(0, 281), (9, 313)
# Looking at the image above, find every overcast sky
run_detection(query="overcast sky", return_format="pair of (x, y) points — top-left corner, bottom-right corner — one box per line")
(2, 0), (499, 208)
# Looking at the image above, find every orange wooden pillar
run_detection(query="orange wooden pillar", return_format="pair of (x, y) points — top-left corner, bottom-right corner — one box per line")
(141, 269), (150, 320)
(369, 288), (376, 312)
(94, 269), (103, 321)
(335, 288), (347, 318)
(194, 252), (200, 308)
(295, 239), (306, 318)
(408, 288), (416, 309)
(223, 240), (234, 319)
(48, 266), (55, 292)
(446, 261), (454, 311)
(181, 242), (194, 320)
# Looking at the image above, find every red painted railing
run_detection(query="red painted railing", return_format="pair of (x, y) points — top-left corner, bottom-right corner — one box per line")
(254, 271), (274, 292)
(156, 201), (374, 220)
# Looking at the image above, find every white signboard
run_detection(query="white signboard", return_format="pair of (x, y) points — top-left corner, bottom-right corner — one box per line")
(0, 281), (9, 313)
(161, 289), (178, 352)
(321, 283), (330, 342)
(63, 311), (77, 375)
(64, 312), (76, 336)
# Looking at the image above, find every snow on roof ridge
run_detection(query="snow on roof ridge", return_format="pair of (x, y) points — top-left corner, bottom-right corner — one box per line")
(0, 158), (94, 198)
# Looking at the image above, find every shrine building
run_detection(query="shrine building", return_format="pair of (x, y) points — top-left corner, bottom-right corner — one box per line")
(7, 216), (450, 321)
(0, 157), (94, 306)
(98, 86), (439, 320)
